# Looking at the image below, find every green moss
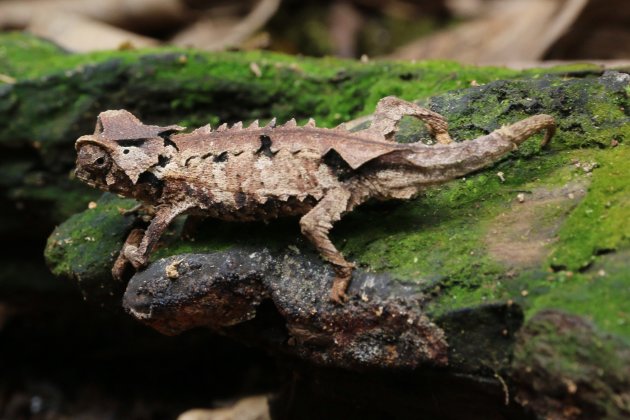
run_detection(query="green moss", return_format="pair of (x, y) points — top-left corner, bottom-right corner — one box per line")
(415, 146), (629, 341)
(526, 256), (630, 339)
(0, 32), (65, 81)
(516, 147), (630, 339)
(549, 146), (630, 270)
(2, 32), (622, 156)
(335, 142), (628, 342)
(338, 147), (569, 288)
(429, 75), (630, 152)
(44, 194), (136, 293)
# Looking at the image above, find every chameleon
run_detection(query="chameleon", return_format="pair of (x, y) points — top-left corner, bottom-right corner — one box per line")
(75, 96), (555, 303)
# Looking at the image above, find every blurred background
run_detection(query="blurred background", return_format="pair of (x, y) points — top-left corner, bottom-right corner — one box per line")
(1, 0), (629, 419)
(0, 0), (629, 64)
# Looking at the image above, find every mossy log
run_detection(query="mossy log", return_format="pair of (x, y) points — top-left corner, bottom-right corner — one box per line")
(1, 33), (629, 418)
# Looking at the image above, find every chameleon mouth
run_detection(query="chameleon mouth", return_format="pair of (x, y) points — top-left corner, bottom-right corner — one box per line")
(74, 167), (88, 182)
(74, 167), (107, 189)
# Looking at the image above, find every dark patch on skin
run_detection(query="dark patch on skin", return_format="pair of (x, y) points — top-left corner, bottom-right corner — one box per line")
(137, 171), (164, 198)
(116, 139), (146, 147)
(234, 192), (247, 208)
(256, 196), (315, 219)
(98, 166), (136, 197)
(137, 170), (162, 186)
(256, 135), (277, 158)
(213, 151), (228, 162)
(182, 182), (198, 197)
(181, 187), (316, 222)
(160, 131), (180, 151)
(323, 149), (354, 180)
(184, 156), (195, 166)
(157, 155), (170, 167)
(94, 118), (104, 134)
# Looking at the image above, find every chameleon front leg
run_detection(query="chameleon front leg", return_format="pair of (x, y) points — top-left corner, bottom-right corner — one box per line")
(299, 188), (355, 304)
(114, 204), (189, 278)
(370, 96), (453, 144)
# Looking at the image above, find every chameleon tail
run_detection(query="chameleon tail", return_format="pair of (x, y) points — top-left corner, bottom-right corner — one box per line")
(394, 114), (557, 180)
(497, 114), (556, 148)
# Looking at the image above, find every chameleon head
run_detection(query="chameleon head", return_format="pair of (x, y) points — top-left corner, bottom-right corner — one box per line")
(75, 140), (134, 195)
(74, 109), (185, 196)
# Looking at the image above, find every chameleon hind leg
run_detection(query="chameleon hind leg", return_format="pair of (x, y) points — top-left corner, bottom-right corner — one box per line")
(299, 188), (355, 304)
(369, 96), (453, 144)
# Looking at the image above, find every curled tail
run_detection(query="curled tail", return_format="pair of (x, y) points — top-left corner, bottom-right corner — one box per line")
(361, 112), (557, 200)
(497, 114), (556, 148)
(380, 113), (557, 180)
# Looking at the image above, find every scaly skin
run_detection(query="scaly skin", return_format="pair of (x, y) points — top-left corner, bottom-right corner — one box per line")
(74, 96), (555, 303)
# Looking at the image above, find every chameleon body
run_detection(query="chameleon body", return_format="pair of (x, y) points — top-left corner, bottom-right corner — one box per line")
(75, 96), (555, 303)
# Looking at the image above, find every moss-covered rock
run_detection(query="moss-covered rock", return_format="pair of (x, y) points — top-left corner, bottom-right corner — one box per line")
(45, 63), (630, 376)
(44, 194), (136, 304)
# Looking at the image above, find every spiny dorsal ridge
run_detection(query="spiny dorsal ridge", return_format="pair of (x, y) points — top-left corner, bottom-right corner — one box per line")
(283, 118), (297, 128)
(305, 118), (316, 127)
(193, 124), (212, 134)
(248, 120), (259, 129)
(217, 123), (228, 132)
(232, 121), (243, 130)
(266, 117), (277, 128)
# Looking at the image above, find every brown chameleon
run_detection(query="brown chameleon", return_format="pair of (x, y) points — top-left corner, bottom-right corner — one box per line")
(75, 96), (555, 303)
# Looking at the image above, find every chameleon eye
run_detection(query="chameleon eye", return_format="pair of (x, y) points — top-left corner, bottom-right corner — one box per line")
(92, 154), (111, 168)
(77, 144), (112, 173)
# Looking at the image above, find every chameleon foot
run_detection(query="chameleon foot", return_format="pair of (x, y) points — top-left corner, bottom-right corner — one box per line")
(112, 228), (144, 280)
(123, 244), (148, 270)
(329, 266), (353, 304)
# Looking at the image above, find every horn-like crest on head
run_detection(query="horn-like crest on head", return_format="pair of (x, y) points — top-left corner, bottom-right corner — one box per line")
(78, 110), (185, 184)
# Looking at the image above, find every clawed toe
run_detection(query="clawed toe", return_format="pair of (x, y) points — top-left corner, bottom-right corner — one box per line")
(111, 245), (147, 281)
(123, 245), (147, 269)
(329, 287), (349, 304)
(329, 266), (353, 304)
